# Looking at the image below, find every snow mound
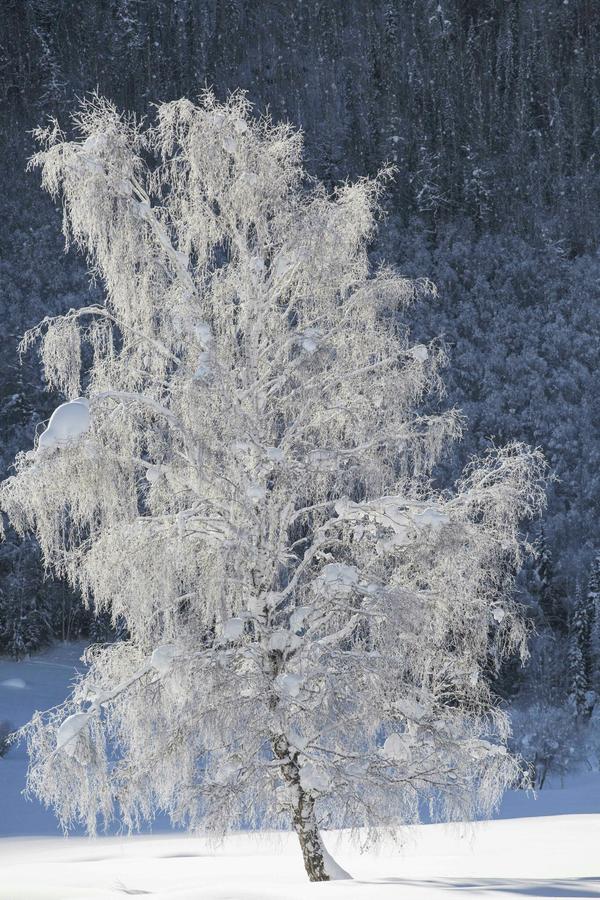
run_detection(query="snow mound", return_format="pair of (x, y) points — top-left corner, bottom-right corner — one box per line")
(299, 761), (331, 793)
(382, 733), (405, 760)
(266, 446), (284, 462)
(223, 618), (245, 641)
(145, 465), (162, 484)
(277, 673), (303, 698)
(289, 606), (311, 632)
(410, 344), (429, 362)
(269, 631), (289, 653)
(246, 483), (266, 502)
(0, 678), (26, 689)
(318, 563), (359, 592)
(322, 843), (352, 880)
(56, 712), (90, 757)
(38, 399), (90, 451)
(151, 644), (177, 676)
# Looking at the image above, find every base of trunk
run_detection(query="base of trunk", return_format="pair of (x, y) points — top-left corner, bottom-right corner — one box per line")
(271, 734), (351, 882)
(292, 795), (351, 882)
(295, 817), (330, 882)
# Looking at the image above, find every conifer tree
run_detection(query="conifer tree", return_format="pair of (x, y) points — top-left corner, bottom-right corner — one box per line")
(532, 526), (565, 631)
(568, 584), (593, 724)
(587, 554), (600, 695)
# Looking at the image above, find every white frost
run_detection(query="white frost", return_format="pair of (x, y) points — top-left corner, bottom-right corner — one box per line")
(307, 449), (337, 469)
(240, 171), (259, 187)
(335, 496), (449, 550)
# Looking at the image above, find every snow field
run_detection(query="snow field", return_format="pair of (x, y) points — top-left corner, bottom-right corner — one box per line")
(1, 814), (599, 900)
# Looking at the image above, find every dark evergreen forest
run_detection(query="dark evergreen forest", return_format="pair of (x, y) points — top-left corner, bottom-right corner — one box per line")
(1, 0), (600, 778)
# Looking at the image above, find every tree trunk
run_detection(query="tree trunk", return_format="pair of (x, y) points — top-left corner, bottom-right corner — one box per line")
(291, 785), (330, 882)
(271, 733), (341, 882)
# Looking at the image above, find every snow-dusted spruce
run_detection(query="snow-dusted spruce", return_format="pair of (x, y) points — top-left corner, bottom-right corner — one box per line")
(0, 94), (545, 882)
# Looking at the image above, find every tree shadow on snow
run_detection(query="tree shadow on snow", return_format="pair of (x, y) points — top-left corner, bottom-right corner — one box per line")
(361, 876), (600, 897)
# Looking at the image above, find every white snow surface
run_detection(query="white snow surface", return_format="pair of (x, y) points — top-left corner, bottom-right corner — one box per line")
(37, 398), (90, 451)
(1, 814), (599, 899)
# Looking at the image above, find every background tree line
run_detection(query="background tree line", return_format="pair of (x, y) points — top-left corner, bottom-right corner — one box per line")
(1, 0), (599, 778)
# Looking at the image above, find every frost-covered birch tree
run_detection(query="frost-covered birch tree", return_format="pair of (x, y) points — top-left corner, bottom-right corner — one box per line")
(0, 93), (545, 882)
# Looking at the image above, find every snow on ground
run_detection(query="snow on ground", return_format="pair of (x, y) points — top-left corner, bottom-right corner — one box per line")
(1, 817), (599, 900)
(1, 646), (599, 898)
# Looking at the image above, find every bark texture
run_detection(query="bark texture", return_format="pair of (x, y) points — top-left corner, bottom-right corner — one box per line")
(272, 734), (330, 882)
